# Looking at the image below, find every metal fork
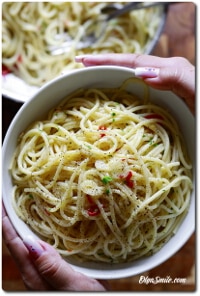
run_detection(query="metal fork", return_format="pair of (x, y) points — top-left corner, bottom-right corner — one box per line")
(48, 2), (171, 55)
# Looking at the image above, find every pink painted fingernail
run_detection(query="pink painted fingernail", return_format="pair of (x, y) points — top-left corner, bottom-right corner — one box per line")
(23, 236), (44, 260)
(134, 67), (159, 78)
(75, 55), (87, 63)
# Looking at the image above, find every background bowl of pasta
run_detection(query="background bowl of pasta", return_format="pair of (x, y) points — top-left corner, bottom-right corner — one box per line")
(2, 66), (195, 280)
(2, 1), (167, 102)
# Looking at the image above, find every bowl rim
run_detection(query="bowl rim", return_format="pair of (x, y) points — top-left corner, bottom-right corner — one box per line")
(2, 66), (195, 280)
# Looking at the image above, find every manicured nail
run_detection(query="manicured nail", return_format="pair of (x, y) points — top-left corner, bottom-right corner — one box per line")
(134, 67), (159, 78)
(75, 55), (88, 63)
(23, 236), (44, 260)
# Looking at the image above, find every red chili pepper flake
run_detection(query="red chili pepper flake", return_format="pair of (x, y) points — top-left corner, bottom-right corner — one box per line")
(86, 195), (102, 216)
(126, 179), (134, 189)
(119, 171), (134, 189)
(98, 126), (107, 138)
(86, 194), (94, 204)
(125, 171), (133, 181)
(125, 171), (134, 188)
(2, 64), (12, 76)
(98, 125), (107, 130)
(17, 55), (23, 63)
(100, 133), (106, 138)
(87, 205), (100, 216)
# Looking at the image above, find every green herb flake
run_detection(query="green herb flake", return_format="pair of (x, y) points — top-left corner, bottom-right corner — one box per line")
(102, 176), (113, 185)
(85, 144), (92, 150)
(111, 112), (116, 122)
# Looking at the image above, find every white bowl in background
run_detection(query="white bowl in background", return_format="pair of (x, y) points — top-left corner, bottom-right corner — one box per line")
(2, 66), (195, 280)
(2, 4), (167, 103)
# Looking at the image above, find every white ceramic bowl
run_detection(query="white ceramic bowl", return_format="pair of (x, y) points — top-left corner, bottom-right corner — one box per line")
(2, 66), (195, 280)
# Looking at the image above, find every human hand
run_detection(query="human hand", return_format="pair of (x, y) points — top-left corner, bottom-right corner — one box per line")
(75, 53), (195, 114)
(2, 204), (108, 291)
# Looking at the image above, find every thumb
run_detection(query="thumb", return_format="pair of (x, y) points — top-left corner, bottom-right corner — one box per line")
(24, 236), (107, 291)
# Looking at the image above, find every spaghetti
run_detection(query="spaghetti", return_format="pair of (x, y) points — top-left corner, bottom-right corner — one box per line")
(11, 80), (193, 263)
(2, 2), (162, 86)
